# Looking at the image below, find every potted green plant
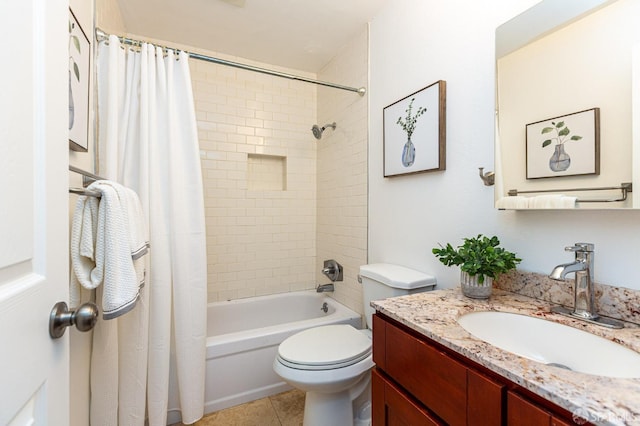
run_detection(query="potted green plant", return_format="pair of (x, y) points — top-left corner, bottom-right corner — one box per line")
(432, 235), (521, 299)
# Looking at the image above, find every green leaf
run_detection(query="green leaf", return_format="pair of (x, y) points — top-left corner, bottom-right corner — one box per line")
(432, 234), (521, 279)
(555, 121), (565, 128)
(73, 62), (80, 81)
(570, 135), (582, 141)
(72, 35), (81, 53)
(558, 127), (570, 137)
(541, 127), (554, 134)
(542, 139), (552, 148)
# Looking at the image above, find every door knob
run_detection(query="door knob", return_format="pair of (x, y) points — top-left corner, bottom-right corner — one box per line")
(49, 301), (99, 339)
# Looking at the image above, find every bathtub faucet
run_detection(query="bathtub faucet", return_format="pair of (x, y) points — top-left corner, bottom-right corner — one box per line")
(316, 283), (335, 293)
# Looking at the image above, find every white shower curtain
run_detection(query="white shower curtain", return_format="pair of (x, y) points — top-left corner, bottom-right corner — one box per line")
(96, 35), (207, 425)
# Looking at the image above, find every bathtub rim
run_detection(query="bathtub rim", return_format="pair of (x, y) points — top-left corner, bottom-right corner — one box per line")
(206, 291), (363, 358)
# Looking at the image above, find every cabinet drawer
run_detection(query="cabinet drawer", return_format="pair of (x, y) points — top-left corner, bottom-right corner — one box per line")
(373, 368), (443, 426)
(384, 320), (467, 425)
(507, 391), (587, 426)
(508, 391), (551, 426)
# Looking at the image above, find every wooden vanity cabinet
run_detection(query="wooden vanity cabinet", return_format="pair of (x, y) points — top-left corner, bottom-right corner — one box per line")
(372, 313), (586, 426)
(507, 392), (574, 426)
(372, 368), (443, 425)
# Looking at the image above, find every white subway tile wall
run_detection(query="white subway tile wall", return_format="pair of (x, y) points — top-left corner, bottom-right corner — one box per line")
(316, 28), (369, 315)
(247, 154), (287, 191)
(191, 27), (368, 309)
(192, 57), (318, 302)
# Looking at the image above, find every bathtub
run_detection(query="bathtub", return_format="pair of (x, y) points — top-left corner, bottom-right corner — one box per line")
(167, 290), (362, 423)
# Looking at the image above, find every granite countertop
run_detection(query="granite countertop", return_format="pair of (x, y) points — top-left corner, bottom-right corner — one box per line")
(371, 288), (640, 426)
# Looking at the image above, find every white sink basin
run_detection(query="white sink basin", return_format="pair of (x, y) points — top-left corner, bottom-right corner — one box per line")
(457, 311), (640, 378)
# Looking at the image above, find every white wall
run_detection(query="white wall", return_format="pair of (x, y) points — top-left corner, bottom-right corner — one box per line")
(368, 0), (640, 291)
(70, 1), (127, 425)
(68, 1), (97, 424)
(96, 0), (126, 33)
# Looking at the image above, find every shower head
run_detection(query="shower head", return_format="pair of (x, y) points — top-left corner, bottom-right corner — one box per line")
(311, 122), (336, 140)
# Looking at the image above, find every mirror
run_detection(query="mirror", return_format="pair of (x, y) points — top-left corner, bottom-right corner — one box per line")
(495, 0), (640, 209)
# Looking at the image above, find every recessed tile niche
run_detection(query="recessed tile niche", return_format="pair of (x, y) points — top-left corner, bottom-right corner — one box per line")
(247, 154), (287, 191)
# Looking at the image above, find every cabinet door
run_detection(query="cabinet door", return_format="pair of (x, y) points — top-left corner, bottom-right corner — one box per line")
(385, 321), (467, 425)
(468, 368), (504, 426)
(373, 314), (386, 369)
(507, 391), (551, 426)
(372, 368), (386, 426)
(372, 369), (443, 426)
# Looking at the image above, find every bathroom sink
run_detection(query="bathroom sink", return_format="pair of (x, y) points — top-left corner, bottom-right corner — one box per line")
(457, 311), (640, 378)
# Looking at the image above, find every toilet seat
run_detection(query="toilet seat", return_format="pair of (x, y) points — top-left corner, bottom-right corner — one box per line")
(277, 324), (372, 371)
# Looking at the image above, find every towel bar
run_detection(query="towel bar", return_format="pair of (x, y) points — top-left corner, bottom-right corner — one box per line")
(69, 187), (101, 198)
(508, 182), (632, 203)
(69, 165), (106, 197)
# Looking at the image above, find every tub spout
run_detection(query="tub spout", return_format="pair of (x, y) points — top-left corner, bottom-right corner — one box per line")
(316, 283), (334, 293)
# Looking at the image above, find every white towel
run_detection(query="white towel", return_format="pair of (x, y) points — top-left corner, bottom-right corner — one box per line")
(496, 194), (577, 209)
(496, 196), (530, 209)
(561, 196), (577, 208)
(529, 194), (560, 208)
(70, 180), (149, 319)
(529, 194), (577, 209)
(70, 194), (99, 307)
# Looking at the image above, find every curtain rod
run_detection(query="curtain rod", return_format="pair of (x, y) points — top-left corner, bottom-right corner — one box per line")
(95, 28), (366, 96)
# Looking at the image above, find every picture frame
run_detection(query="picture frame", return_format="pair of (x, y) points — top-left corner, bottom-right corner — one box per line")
(68, 8), (91, 152)
(383, 80), (446, 177)
(525, 108), (600, 179)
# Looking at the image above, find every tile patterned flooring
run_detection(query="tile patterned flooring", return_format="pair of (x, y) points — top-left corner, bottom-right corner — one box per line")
(174, 390), (305, 426)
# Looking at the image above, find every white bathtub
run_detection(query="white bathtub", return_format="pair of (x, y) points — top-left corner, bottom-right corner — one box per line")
(167, 290), (362, 423)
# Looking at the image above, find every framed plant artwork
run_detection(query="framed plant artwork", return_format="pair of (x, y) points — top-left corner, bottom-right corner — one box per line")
(525, 108), (600, 179)
(383, 80), (446, 177)
(68, 8), (91, 152)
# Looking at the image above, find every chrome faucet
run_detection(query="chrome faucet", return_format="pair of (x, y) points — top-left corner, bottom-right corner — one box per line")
(317, 259), (342, 292)
(549, 243), (623, 328)
(321, 259), (343, 282)
(316, 283), (335, 293)
(549, 242), (595, 319)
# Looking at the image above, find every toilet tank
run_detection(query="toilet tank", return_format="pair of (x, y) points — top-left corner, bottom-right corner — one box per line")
(359, 263), (436, 330)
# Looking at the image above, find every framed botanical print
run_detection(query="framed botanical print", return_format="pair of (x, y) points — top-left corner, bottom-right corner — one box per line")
(383, 80), (446, 177)
(68, 8), (91, 152)
(526, 108), (600, 179)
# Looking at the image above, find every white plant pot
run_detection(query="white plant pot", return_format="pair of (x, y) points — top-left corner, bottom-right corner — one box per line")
(460, 270), (493, 299)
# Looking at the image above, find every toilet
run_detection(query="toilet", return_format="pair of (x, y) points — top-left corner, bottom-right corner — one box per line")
(273, 263), (436, 426)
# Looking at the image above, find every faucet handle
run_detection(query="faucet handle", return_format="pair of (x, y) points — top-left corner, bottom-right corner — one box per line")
(322, 259), (343, 282)
(565, 243), (594, 252)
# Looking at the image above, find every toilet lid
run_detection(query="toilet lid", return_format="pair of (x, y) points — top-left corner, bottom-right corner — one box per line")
(278, 325), (372, 370)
